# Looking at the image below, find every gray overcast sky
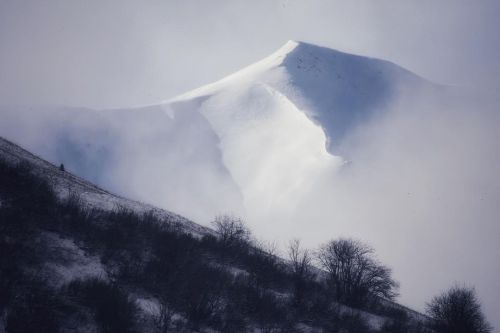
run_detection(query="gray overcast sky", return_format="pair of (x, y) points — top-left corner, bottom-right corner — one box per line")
(1, 0), (499, 108)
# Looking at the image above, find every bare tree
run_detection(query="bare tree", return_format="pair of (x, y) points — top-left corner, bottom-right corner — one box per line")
(316, 238), (398, 307)
(211, 215), (250, 249)
(154, 299), (176, 333)
(427, 285), (491, 333)
(288, 239), (315, 310)
(288, 239), (313, 281)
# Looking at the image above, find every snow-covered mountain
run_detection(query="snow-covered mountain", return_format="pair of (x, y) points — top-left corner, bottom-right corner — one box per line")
(0, 41), (438, 223)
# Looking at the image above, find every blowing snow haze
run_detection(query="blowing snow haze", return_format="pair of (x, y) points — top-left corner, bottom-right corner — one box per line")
(1, 1), (500, 331)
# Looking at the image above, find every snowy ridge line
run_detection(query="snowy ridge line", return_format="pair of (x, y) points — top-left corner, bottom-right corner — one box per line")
(168, 40), (432, 105)
(168, 40), (297, 104)
(0, 136), (213, 237)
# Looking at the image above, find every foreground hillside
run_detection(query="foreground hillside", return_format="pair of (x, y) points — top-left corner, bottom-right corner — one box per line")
(0, 137), (429, 332)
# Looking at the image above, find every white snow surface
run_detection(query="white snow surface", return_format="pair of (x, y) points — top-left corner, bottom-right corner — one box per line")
(39, 232), (108, 287)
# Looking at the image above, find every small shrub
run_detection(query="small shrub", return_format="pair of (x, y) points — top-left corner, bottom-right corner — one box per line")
(427, 285), (491, 333)
(211, 214), (251, 250)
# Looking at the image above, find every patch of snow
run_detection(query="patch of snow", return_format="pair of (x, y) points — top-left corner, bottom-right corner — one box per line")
(136, 297), (161, 317)
(39, 232), (108, 287)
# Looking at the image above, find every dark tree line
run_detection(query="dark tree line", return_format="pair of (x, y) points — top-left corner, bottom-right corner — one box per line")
(0, 157), (492, 332)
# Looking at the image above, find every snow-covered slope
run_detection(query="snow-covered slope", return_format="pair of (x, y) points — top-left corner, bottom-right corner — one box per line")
(0, 41), (438, 223)
(0, 105), (244, 222)
(0, 136), (210, 236)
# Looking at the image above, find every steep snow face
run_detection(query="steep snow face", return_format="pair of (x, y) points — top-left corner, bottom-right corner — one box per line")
(276, 41), (429, 151)
(175, 82), (341, 218)
(40, 232), (108, 287)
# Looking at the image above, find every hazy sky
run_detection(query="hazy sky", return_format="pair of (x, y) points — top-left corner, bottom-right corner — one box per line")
(1, 0), (499, 108)
(1, 0), (500, 330)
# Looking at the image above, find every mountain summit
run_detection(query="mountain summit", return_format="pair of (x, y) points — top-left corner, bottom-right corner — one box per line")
(171, 40), (431, 152)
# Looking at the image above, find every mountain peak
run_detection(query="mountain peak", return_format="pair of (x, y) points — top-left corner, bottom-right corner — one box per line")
(275, 39), (301, 54)
(274, 40), (351, 61)
(270, 40), (346, 67)
(170, 40), (433, 153)
(274, 39), (331, 54)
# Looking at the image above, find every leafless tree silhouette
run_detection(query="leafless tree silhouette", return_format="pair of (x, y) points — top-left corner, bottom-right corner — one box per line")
(288, 239), (315, 309)
(211, 214), (250, 249)
(317, 238), (399, 307)
(427, 285), (491, 333)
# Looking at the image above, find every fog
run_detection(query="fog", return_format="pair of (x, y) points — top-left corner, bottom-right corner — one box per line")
(1, 0), (500, 330)
(1, 0), (500, 107)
